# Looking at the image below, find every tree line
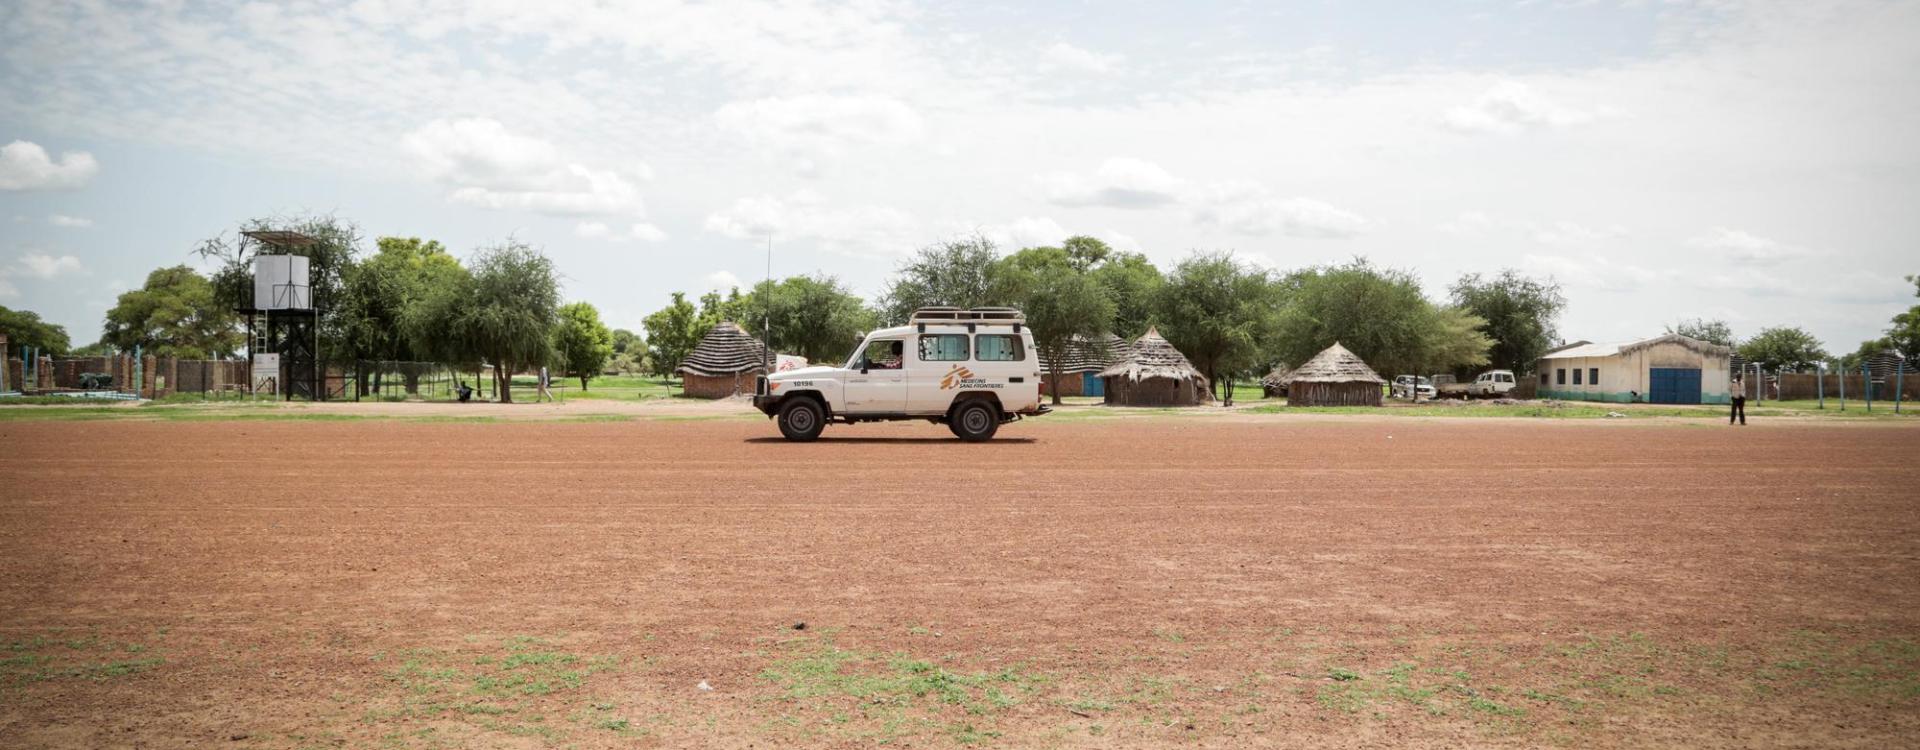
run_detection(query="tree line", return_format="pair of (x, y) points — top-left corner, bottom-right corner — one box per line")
(1665, 276), (1920, 373)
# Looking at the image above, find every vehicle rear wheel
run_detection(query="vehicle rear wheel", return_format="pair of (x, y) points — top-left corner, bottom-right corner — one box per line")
(951, 401), (999, 442)
(778, 398), (825, 442)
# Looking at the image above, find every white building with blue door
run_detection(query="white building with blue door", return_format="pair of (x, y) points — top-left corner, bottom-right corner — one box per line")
(1535, 334), (1733, 404)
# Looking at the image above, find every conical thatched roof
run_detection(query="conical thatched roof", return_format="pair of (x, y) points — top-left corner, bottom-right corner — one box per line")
(677, 321), (768, 377)
(1039, 333), (1127, 374)
(1287, 342), (1385, 384)
(1099, 327), (1205, 384)
(1260, 363), (1293, 388)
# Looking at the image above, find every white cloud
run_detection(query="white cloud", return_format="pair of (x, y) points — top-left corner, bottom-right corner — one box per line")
(705, 191), (914, 256)
(1531, 221), (1628, 246)
(982, 216), (1068, 249)
(16, 252), (85, 279)
(575, 221), (668, 243)
(0, 277), (17, 299)
(705, 270), (742, 290)
(1100, 230), (1142, 254)
(1190, 183), (1369, 238)
(1041, 42), (1122, 74)
(1523, 254), (1669, 292)
(1038, 157), (1187, 209)
(0, 140), (99, 191)
(47, 214), (93, 228)
(1443, 81), (1602, 135)
(404, 118), (649, 216)
(1687, 228), (1806, 264)
(715, 94), (925, 174)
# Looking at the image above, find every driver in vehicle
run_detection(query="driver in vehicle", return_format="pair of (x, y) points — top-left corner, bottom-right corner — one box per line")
(871, 340), (904, 369)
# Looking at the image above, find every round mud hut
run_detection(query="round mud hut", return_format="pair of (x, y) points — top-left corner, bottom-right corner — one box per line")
(1098, 327), (1212, 406)
(1260, 363), (1293, 398)
(1287, 342), (1385, 407)
(676, 321), (770, 399)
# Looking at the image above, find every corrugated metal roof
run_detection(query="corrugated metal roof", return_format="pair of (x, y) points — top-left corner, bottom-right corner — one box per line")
(1539, 333), (1732, 361)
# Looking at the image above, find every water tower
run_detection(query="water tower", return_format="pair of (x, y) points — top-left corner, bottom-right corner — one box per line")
(240, 230), (320, 400)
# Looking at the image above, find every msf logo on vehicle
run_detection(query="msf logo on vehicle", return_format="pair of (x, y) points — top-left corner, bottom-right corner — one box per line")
(939, 365), (1002, 390)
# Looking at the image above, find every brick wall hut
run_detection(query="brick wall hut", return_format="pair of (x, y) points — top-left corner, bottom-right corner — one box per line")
(1286, 342), (1385, 407)
(676, 321), (770, 399)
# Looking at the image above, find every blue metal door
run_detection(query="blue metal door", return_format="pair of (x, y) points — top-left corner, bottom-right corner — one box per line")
(1649, 368), (1701, 404)
(1083, 372), (1105, 397)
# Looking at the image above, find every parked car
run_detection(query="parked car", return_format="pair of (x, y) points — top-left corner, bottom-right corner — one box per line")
(1391, 375), (1437, 400)
(752, 307), (1048, 442)
(1434, 370), (1519, 399)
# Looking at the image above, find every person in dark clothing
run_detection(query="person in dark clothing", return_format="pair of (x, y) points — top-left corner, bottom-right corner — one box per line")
(1729, 377), (1746, 425)
(457, 380), (474, 403)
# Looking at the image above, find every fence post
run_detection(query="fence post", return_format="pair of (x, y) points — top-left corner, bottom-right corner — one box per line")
(1897, 360), (1905, 415)
(1817, 363), (1825, 408)
(1863, 363), (1872, 412)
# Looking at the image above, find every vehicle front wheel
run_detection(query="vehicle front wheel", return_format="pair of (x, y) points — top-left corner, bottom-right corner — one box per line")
(950, 401), (999, 442)
(778, 398), (826, 442)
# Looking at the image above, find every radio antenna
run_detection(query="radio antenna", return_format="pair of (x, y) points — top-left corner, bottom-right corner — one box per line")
(763, 233), (774, 369)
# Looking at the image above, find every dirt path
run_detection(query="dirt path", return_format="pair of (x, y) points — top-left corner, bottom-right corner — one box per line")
(2, 418), (1916, 748)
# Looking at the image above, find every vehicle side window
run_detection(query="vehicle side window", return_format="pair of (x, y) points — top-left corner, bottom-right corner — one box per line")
(975, 334), (1023, 361)
(862, 339), (904, 369)
(918, 334), (969, 361)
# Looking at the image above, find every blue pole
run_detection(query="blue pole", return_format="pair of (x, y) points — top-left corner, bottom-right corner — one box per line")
(1839, 363), (1847, 410)
(1863, 363), (1871, 413)
(1898, 360), (1905, 415)
(1817, 363), (1825, 409)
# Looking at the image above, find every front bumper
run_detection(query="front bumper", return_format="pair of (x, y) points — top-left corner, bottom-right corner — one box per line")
(752, 394), (780, 416)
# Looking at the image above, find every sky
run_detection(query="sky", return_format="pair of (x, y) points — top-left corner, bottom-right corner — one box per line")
(1, 0), (1916, 352)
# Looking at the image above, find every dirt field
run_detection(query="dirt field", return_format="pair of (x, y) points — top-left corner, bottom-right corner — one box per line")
(3, 415), (1917, 748)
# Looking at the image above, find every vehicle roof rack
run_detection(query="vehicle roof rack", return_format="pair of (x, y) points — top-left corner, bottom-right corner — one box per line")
(910, 307), (1026, 324)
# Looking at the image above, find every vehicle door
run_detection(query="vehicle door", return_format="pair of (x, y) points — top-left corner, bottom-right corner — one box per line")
(845, 338), (908, 413)
(908, 331), (971, 413)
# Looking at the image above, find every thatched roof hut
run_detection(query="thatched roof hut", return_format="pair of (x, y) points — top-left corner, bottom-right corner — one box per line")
(1260, 363), (1293, 398)
(1098, 327), (1211, 406)
(1038, 333), (1127, 397)
(1286, 342), (1384, 407)
(676, 321), (769, 398)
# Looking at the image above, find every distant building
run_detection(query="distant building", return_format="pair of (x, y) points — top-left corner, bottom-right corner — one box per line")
(1098, 327), (1212, 406)
(1285, 343), (1384, 407)
(1536, 334), (1732, 404)
(676, 321), (770, 399)
(1038, 333), (1125, 398)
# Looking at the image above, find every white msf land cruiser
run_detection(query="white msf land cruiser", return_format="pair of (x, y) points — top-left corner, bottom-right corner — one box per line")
(753, 307), (1050, 442)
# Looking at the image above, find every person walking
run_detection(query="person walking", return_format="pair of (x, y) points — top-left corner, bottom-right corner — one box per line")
(537, 365), (555, 403)
(1729, 376), (1747, 426)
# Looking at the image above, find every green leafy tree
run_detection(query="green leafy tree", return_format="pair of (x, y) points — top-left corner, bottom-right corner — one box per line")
(1665, 318), (1736, 347)
(460, 241), (561, 402)
(995, 246), (1115, 404)
(732, 274), (879, 365)
(1738, 326), (1827, 372)
(197, 215), (364, 352)
(0, 305), (72, 355)
(71, 340), (114, 357)
(339, 237), (459, 361)
(552, 302), (615, 389)
(1154, 252), (1281, 405)
(1090, 251), (1164, 339)
(877, 235), (1005, 324)
(1060, 235), (1112, 271)
(610, 328), (641, 355)
(1274, 259), (1489, 381)
(643, 292), (701, 378)
(1449, 270), (1565, 375)
(101, 265), (242, 357)
(1881, 273), (1920, 358)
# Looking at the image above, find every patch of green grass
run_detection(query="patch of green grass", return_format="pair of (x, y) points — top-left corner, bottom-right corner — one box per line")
(757, 637), (1048, 744)
(362, 636), (622, 745)
(0, 633), (162, 687)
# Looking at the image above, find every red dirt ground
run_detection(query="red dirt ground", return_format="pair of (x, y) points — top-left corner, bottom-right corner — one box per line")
(2, 416), (1917, 749)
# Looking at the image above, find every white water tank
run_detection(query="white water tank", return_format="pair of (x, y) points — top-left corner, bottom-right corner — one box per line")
(253, 255), (311, 310)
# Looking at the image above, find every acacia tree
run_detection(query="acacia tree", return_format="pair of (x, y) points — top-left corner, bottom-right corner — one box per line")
(101, 265), (242, 357)
(995, 246), (1115, 405)
(552, 302), (614, 389)
(877, 235), (1004, 323)
(1450, 270), (1565, 375)
(1665, 318), (1736, 347)
(338, 237), (464, 394)
(1274, 259), (1490, 381)
(1154, 252), (1279, 406)
(731, 274), (878, 365)
(1738, 326), (1828, 372)
(0, 305), (71, 355)
(1091, 250), (1164, 339)
(642, 292), (700, 378)
(461, 241), (560, 402)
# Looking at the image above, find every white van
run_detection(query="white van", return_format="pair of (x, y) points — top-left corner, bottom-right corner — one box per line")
(752, 308), (1048, 441)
